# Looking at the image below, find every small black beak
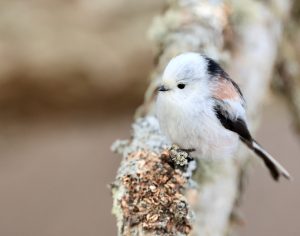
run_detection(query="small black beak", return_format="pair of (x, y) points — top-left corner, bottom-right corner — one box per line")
(158, 85), (169, 92)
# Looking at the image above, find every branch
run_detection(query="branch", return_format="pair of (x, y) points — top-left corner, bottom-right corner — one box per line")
(111, 0), (290, 235)
(273, 1), (300, 133)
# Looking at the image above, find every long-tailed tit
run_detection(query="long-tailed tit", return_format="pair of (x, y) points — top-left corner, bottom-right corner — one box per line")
(156, 52), (290, 181)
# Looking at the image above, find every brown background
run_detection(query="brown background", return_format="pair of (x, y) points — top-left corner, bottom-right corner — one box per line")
(0, 1), (299, 235)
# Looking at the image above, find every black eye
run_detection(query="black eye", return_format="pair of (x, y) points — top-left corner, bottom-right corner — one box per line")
(177, 83), (185, 89)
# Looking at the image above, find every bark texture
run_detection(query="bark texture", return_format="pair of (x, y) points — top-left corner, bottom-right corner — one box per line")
(273, 0), (300, 133)
(111, 0), (291, 235)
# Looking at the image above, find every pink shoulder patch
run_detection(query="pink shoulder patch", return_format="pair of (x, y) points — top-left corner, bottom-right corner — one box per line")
(213, 79), (241, 101)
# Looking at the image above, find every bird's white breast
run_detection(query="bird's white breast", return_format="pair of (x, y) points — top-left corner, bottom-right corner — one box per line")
(156, 93), (239, 160)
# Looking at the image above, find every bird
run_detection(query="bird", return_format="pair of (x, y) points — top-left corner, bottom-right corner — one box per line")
(155, 52), (290, 181)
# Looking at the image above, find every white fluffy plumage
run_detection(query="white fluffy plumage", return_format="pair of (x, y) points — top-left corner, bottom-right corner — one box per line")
(156, 53), (239, 159)
(156, 52), (290, 180)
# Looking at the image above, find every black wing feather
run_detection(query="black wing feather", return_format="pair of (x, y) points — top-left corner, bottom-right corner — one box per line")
(214, 103), (252, 142)
(214, 101), (288, 181)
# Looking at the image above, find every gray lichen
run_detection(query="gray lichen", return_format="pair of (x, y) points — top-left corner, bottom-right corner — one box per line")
(169, 144), (190, 167)
(111, 116), (170, 158)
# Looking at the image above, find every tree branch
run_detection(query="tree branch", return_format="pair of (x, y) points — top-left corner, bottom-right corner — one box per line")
(111, 0), (290, 235)
(273, 0), (300, 133)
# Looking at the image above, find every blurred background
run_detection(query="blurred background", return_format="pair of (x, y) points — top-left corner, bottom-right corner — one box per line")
(0, 0), (299, 235)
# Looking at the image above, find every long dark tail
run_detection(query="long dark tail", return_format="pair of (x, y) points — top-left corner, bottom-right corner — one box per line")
(241, 139), (291, 181)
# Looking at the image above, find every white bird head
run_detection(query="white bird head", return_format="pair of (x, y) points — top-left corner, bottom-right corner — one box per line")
(158, 52), (211, 101)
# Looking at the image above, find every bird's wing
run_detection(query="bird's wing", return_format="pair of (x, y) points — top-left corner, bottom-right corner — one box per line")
(205, 56), (290, 180)
(213, 98), (291, 181)
(213, 99), (251, 143)
(209, 64), (249, 139)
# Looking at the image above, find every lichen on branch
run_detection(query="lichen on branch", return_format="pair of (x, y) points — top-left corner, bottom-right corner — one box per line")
(111, 150), (192, 235)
